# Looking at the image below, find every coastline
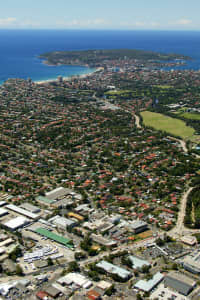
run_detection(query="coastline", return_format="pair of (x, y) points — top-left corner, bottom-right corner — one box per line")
(34, 67), (101, 85)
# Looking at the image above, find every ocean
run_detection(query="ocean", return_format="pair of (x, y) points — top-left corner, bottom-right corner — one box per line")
(0, 29), (200, 84)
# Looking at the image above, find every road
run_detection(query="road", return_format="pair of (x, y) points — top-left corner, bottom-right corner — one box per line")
(167, 136), (188, 153)
(79, 236), (158, 267)
(134, 114), (141, 129)
(169, 187), (194, 239)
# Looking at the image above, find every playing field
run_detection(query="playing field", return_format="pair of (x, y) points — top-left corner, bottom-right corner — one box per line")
(141, 111), (195, 140)
(179, 112), (200, 120)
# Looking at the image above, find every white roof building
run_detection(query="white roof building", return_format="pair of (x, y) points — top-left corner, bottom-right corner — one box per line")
(6, 204), (39, 220)
(0, 208), (8, 217)
(4, 216), (29, 230)
(57, 272), (92, 289)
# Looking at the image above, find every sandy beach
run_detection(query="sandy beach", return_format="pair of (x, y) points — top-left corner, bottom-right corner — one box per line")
(34, 67), (103, 85)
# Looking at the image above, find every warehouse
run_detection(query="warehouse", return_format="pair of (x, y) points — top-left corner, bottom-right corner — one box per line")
(164, 271), (196, 296)
(20, 203), (41, 214)
(181, 250), (200, 274)
(6, 204), (39, 220)
(96, 260), (131, 280)
(134, 272), (164, 292)
(36, 196), (55, 206)
(4, 216), (30, 231)
(35, 227), (73, 248)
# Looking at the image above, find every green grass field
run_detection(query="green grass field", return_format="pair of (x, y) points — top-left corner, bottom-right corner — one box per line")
(179, 112), (200, 120)
(141, 111), (196, 140)
(105, 90), (133, 95)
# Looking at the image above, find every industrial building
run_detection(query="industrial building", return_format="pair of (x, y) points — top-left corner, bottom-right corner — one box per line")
(134, 272), (164, 292)
(34, 227), (73, 248)
(96, 260), (131, 280)
(181, 250), (200, 274)
(6, 204), (39, 220)
(128, 255), (150, 269)
(36, 195), (55, 206)
(164, 271), (196, 296)
(20, 203), (41, 214)
(4, 216), (30, 231)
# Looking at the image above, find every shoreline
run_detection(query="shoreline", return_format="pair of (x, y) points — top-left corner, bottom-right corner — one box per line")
(0, 67), (102, 87)
(34, 67), (102, 85)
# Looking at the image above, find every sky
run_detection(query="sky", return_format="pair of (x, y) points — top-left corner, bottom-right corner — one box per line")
(0, 0), (199, 30)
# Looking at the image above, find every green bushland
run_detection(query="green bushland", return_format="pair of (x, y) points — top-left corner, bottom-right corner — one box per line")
(141, 111), (195, 140)
(185, 187), (200, 228)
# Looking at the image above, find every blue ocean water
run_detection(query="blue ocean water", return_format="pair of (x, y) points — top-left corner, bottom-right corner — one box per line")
(0, 29), (200, 84)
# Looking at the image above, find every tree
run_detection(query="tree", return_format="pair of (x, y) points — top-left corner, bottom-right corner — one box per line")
(67, 261), (80, 272)
(47, 257), (53, 266)
(16, 264), (23, 276)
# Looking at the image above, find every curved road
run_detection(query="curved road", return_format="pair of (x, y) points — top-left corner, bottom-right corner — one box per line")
(169, 187), (193, 239)
(134, 114), (141, 129)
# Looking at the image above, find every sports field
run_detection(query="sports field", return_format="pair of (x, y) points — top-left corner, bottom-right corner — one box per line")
(141, 111), (195, 140)
(179, 112), (200, 120)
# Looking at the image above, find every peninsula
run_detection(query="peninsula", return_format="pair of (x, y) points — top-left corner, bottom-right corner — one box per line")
(40, 48), (190, 68)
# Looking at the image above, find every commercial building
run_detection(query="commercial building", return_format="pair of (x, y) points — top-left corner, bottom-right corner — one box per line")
(164, 271), (196, 296)
(128, 255), (150, 269)
(35, 227), (73, 248)
(6, 204), (39, 220)
(181, 235), (197, 246)
(96, 280), (112, 291)
(130, 220), (148, 234)
(4, 216), (30, 231)
(44, 286), (61, 298)
(91, 234), (117, 248)
(96, 260), (131, 280)
(57, 272), (92, 289)
(134, 272), (164, 292)
(0, 208), (8, 218)
(49, 215), (77, 229)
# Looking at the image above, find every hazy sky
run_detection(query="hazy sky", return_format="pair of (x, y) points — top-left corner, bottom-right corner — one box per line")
(0, 0), (199, 30)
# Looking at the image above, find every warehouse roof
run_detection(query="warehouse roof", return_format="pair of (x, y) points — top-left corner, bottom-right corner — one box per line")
(0, 208), (8, 217)
(20, 203), (41, 214)
(134, 272), (164, 292)
(49, 215), (76, 227)
(130, 220), (147, 230)
(164, 272), (196, 296)
(4, 216), (29, 230)
(36, 196), (54, 204)
(96, 260), (131, 279)
(6, 204), (39, 220)
(57, 272), (92, 288)
(129, 255), (150, 269)
(35, 228), (73, 248)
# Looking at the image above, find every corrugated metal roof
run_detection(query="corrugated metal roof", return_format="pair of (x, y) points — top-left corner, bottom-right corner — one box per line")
(96, 260), (131, 279)
(35, 227), (73, 248)
(134, 272), (164, 292)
